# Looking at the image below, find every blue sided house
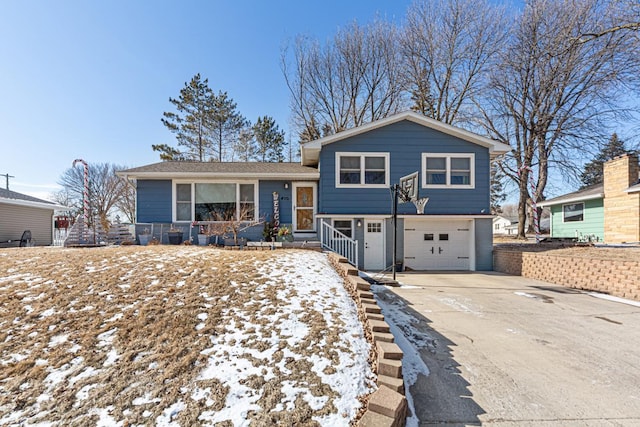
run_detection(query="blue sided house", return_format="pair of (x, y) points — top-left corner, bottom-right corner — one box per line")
(119, 111), (510, 271)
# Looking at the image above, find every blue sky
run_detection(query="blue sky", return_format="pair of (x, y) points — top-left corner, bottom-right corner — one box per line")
(1, 0), (412, 199)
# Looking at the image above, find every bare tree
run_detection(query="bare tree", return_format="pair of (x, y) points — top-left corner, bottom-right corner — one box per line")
(58, 163), (132, 230)
(115, 181), (136, 223)
(480, 0), (640, 238)
(282, 19), (406, 140)
(402, 0), (509, 125)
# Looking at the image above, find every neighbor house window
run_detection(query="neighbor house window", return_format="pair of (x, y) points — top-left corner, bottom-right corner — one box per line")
(563, 203), (584, 222)
(422, 153), (475, 188)
(333, 220), (353, 238)
(336, 152), (389, 188)
(174, 182), (256, 222)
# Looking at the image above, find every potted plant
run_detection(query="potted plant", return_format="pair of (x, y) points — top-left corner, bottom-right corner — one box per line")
(167, 226), (184, 245)
(138, 228), (151, 246)
(197, 223), (215, 246)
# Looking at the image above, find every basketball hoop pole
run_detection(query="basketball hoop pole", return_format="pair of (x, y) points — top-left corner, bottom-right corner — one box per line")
(392, 184), (399, 281)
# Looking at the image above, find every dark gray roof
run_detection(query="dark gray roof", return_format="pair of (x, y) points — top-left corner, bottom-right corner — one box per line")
(119, 161), (319, 177)
(0, 188), (55, 205)
(538, 183), (604, 206)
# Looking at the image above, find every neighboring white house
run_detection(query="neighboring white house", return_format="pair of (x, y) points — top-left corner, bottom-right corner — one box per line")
(493, 215), (518, 235)
(0, 188), (67, 246)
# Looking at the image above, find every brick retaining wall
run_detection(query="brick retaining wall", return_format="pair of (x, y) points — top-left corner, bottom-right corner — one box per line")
(493, 246), (640, 301)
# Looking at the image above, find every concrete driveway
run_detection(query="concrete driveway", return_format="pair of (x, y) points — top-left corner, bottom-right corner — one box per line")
(374, 271), (640, 426)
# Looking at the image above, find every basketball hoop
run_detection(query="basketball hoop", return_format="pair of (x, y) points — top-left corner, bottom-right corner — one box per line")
(413, 197), (429, 214)
(398, 171), (418, 202)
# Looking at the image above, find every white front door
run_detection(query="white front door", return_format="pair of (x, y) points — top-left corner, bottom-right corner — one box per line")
(404, 219), (471, 270)
(364, 220), (385, 270)
(292, 183), (316, 233)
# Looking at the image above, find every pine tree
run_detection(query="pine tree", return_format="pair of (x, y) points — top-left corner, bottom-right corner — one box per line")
(157, 74), (215, 161)
(210, 91), (247, 162)
(253, 116), (286, 162)
(233, 127), (257, 162)
(490, 162), (506, 214)
(580, 133), (635, 188)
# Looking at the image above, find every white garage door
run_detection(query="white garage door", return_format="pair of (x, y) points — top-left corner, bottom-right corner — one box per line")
(404, 219), (472, 270)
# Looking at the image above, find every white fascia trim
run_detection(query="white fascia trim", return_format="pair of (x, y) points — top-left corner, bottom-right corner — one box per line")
(316, 214), (493, 219)
(398, 214), (492, 219)
(538, 193), (603, 207)
(335, 152), (390, 188)
(316, 214), (390, 220)
(0, 198), (68, 211)
(120, 172), (319, 180)
(625, 186), (640, 193)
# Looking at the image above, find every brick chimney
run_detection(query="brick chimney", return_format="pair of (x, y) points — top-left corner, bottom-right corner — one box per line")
(603, 154), (640, 243)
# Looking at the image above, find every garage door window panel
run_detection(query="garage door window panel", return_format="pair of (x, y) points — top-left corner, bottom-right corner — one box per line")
(422, 153), (475, 189)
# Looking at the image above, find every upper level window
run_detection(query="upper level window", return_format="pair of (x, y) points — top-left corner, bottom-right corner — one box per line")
(336, 152), (389, 188)
(422, 153), (475, 189)
(563, 203), (584, 222)
(174, 182), (256, 222)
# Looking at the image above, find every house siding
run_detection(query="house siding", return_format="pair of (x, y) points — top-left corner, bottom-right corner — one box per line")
(0, 204), (53, 246)
(475, 218), (493, 270)
(550, 198), (604, 241)
(318, 120), (490, 215)
(258, 181), (293, 225)
(137, 180), (172, 223)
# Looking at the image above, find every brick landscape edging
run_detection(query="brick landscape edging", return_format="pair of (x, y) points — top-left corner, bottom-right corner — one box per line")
(327, 252), (408, 427)
(493, 246), (640, 301)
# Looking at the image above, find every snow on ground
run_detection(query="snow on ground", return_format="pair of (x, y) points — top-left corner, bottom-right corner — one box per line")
(370, 283), (433, 427)
(0, 246), (375, 426)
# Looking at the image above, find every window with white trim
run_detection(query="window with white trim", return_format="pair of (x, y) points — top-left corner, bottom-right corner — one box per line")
(174, 182), (256, 222)
(176, 184), (192, 221)
(422, 153), (475, 188)
(336, 152), (389, 188)
(333, 220), (353, 238)
(563, 202), (584, 222)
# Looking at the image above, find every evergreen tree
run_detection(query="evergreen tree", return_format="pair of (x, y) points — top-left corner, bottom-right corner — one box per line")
(580, 133), (635, 188)
(490, 162), (506, 214)
(233, 126), (257, 162)
(157, 73), (214, 161)
(210, 91), (247, 162)
(253, 116), (286, 162)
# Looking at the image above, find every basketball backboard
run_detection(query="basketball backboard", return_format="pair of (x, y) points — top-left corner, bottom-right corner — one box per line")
(398, 171), (419, 202)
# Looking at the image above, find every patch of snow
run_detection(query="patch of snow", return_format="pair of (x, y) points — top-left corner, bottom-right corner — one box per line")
(438, 296), (483, 316)
(105, 313), (123, 322)
(588, 292), (640, 308)
(515, 291), (538, 299)
(75, 384), (98, 401)
(49, 334), (68, 347)
(372, 285), (432, 427)
(155, 400), (185, 426)
(132, 394), (162, 406)
(69, 366), (100, 385)
(97, 328), (117, 347)
(103, 349), (119, 367)
(39, 308), (56, 318)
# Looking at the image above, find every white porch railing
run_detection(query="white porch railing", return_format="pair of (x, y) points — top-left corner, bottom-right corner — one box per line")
(320, 221), (358, 267)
